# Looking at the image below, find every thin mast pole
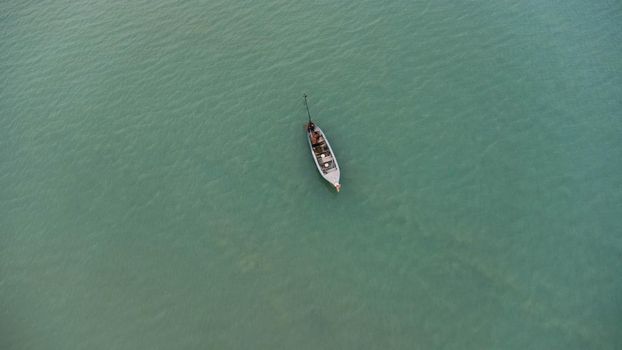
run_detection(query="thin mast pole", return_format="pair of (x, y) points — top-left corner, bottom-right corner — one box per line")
(303, 94), (312, 123)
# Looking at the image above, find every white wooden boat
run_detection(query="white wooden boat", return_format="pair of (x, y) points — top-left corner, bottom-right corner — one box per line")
(303, 95), (341, 192)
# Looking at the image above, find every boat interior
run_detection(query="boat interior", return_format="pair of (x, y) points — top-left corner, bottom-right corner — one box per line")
(308, 130), (337, 173)
(312, 144), (336, 173)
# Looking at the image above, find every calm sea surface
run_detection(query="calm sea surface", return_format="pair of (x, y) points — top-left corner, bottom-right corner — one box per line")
(2, 1), (621, 349)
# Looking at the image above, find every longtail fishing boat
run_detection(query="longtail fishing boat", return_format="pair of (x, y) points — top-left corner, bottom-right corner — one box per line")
(303, 94), (341, 192)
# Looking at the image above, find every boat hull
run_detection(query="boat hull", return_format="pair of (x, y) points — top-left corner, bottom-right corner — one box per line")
(307, 124), (340, 190)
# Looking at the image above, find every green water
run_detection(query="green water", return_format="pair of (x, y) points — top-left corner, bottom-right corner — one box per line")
(2, 1), (621, 349)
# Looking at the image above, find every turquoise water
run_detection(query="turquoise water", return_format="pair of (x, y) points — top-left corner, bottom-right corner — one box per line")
(2, 1), (622, 349)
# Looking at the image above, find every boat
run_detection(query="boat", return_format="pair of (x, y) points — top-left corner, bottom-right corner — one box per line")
(303, 94), (341, 192)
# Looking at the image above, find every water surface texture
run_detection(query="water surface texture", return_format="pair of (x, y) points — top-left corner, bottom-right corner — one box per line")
(2, 1), (621, 349)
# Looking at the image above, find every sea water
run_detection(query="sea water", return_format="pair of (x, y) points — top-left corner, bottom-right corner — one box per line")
(1, 1), (621, 349)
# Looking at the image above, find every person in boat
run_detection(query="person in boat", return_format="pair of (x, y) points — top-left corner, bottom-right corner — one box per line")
(310, 131), (323, 146)
(308, 122), (319, 145)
